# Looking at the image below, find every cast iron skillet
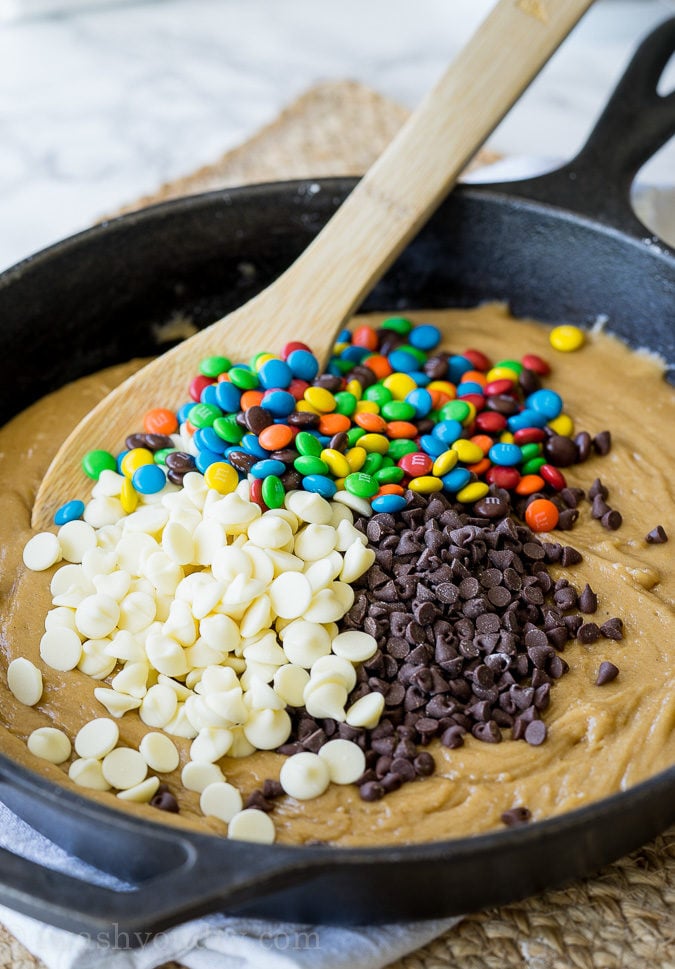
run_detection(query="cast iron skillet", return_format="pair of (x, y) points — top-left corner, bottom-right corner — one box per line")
(0, 19), (673, 942)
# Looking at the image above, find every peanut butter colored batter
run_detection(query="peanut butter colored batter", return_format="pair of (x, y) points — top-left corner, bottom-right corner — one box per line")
(1, 304), (674, 846)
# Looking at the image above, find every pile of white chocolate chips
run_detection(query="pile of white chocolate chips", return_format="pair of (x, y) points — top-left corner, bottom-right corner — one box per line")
(18, 471), (382, 844)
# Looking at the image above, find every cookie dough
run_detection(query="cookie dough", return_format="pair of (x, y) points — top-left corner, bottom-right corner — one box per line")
(1, 304), (673, 846)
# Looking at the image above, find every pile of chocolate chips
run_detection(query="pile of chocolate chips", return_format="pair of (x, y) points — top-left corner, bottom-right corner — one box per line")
(248, 488), (623, 811)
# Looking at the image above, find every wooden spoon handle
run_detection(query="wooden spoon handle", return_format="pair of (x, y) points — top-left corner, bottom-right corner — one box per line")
(265, 0), (594, 356)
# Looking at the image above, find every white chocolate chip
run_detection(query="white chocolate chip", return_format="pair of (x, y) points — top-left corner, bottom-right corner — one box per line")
(104, 630), (145, 662)
(93, 569), (132, 601)
(200, 781), (243, 822)
(227, 808), (276, 844)
(111, 662), (150, 699)
(39, 628), (82, 672)
(144, 551), (183, 595)
(227, 726), (256, 758)
(309, 655), (357, 692)
(339, 541), (376, 584)
(332, 491), (373, 517)
(331, 630), (378, 663)
(162, 521), (195, 565)
(273, 664), (310, 707)
(116, 776), (160, 803)
(57, 520), (97, 563)
(74, 717), (119, 759)
(44, 606), (79, 634)
(7, 658), (43, 706)
(190, 727), (233, 763)
(182, 760), (225, 793)
(240, 595), (272, 639)
(75, 593), (120, 639)
(115, 591), (155, 635)
(191, 519), (226, 566)
(162, 599), (197, 647)
(303, 680), (347, 721)
(102, 747), (148, 790)
(293, 524), (337, 561)
(92, 469), (125, 497)
(318, 739), (365, 784)
(243, 709), (291, 750)
(93, 687), (142, 718)
(27, 727), (71, 764)
(247, 516), (293, 550)
(163, 703), (198, 739)
(198, 613), (241, 653)
(84, 496), (125, 528)
(69, 757), (111, 790)
(279, 751), (330, 800)
(334, 519), (367, 552)
(302, 589), (345, 624)
(139, 732), (180, 773)
(303, 551), (343, 592)
(139, 684), (179, 728)
(267, 571), (312, 620)
(23, 532), (62, 572)
(82, 547), (117, 578)
(242, 545), (275, 585)
(50, 563), (92, 599)
(122, 505), (169, 535)
(285, 491), (333, 525)
(345, 692), (385, 729)
(280, 620), (331, 668)
(78, 639), (117, 679)
(145, 633), (189, 677)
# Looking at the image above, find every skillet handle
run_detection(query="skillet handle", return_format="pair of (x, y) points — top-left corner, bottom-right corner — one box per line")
(498, 17), (675, 236)
(0, 793), (319, 941)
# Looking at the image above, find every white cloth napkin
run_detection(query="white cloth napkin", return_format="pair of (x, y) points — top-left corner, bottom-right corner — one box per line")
(0, 798), (460, 969)
(1, 159), (673, 969)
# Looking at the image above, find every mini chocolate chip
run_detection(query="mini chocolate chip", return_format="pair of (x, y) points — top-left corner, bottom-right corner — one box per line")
(596, 661), (619, 685)
(472, 720), (501, 743)
(588, 478), (609, 500)
(560, 546), (583, 567)
(524, 720), (547, 746)
(591, 495), (610, 519)
(390, 758), (416, 782)
(380, 772), (403, 793)
(557, 509), (579, 531)
(359, 781), (385, 802)
(578, 622), (601, 644)
(151, 791), (179, 813)
(501, 806), (532, 826)
(277, 742), (304, 756)
(574, 432), (592, 463)
(262, 779), (284, 799)
(601, 509), (622, 530)
(578, 584), (598, 614)
(245, 791), (274, 812)
(646, 525), (668, 544)
(600, 617), (624, 641)
(414, 752), (436, 776)
(592, 430), (612, 455)
(440, 725), (466, 748)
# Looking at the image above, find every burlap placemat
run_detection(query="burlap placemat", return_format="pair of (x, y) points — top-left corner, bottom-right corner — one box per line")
(2, 79), (673, 969)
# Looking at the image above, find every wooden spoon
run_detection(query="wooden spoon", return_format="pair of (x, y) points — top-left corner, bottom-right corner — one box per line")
(32, 0), (594, 529)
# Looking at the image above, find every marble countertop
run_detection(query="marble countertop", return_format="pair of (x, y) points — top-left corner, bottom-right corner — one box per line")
(1, 0), (674, 272)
